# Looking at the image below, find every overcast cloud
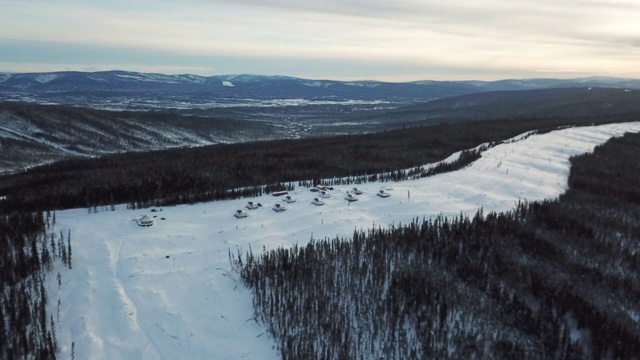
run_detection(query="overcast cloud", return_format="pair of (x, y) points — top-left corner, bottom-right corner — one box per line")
(0, 0), (638, 80)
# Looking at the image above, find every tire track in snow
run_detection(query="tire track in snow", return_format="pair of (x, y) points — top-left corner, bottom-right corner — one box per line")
(114, 233), (165, 359)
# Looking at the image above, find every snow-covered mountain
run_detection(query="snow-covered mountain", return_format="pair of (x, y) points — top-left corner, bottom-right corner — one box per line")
(48, 122), (640, 359)
(0, 70), (473, 102)
(2, 71), (640, 105)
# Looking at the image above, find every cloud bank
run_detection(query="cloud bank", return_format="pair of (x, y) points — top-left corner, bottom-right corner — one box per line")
(0, 0), (638, 80)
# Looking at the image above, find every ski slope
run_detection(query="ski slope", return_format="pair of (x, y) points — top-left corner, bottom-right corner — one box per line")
(49, 122), (640, 359)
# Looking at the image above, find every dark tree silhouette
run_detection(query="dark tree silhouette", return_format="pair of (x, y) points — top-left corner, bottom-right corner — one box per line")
(232, 132), (640, 359)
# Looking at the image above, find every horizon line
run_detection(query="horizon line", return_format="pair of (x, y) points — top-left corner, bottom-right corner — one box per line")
(1, 68), (639, 84)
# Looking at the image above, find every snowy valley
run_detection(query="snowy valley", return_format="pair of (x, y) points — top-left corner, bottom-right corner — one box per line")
(44, 122), (640, 359)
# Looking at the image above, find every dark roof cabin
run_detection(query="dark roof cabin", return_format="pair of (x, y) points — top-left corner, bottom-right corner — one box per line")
(377, 189), (390, 198)
(246, 201), (261, 210)
(234, 209), (248, 218)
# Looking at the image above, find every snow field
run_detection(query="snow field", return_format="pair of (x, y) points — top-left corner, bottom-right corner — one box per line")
(49, 122), (640, 359)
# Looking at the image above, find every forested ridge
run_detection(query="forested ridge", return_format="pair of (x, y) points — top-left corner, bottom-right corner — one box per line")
(0, 101), (276, 174)
(1, 113), (637, 214)
(231, 132), (640, 359)
(2, 112), (640, 359)
(1, 211), (72, 359)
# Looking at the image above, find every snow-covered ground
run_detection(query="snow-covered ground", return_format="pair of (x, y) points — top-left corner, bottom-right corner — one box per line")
(50, 122), (640, 359)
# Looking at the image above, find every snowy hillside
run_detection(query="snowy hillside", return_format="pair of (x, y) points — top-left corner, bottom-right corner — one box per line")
(0, 102), (279, 175)
(49, 122), (640, 359)
(3, 71), (640, 111)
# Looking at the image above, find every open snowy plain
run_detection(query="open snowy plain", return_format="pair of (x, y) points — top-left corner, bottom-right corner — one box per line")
(49, 122), (640, 359)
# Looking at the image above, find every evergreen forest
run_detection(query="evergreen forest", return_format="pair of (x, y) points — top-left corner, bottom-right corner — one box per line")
(231, 132), (640, 359)
(1, 114), (637, 213)
(0, 211), (71, 359)
(1, 112), (640, 359)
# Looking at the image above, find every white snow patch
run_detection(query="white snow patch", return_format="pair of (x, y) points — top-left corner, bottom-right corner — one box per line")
(177, 74), (207, 84)
(50, 122), (640, 359)
(114, 73), (186, 84)
(87, 75), (109, 83)
(115, 73), (151, 81)
(34, 74), (60, 83)
(411, 80), (435, 85)
(303, 81), (331, 88)
(342, 82), (380, 88)
(222, 81), (235, 87)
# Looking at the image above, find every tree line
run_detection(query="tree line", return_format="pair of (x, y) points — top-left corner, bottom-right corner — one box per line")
(1, 114), (636, 214)
(1, 210), (71, 359)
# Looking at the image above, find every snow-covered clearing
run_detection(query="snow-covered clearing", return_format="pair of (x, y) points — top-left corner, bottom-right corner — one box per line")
(50, 122), (640, 359)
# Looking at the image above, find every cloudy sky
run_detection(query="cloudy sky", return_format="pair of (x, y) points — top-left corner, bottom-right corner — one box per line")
(1, 0), (639, 81)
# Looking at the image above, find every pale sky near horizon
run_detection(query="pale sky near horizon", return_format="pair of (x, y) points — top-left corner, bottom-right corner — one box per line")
(1, 0), (639, 81)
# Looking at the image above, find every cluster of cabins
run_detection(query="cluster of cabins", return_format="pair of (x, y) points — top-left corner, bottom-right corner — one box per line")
(134, 185), (392, 225)
(233, 186), (391, 219)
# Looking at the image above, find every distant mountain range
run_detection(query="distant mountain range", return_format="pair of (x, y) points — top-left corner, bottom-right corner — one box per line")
(2, 70), (640, 105)
(360, 87), (640, 124)
(2, 70), (640, 175)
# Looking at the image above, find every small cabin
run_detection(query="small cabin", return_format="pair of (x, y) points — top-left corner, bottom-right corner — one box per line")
(311, 198), (325, 206)
(282, 195), (296, 203)
(234, 209), (248, 218)
(272, 203), (286, 212)
(319, 191), (331, 198)
(345, 193), (358, 202)
(351, 187), (363, 195)
(246, 201), (261, 210)
(377, 190), (390, 198)
(137, 215), (155, 227)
